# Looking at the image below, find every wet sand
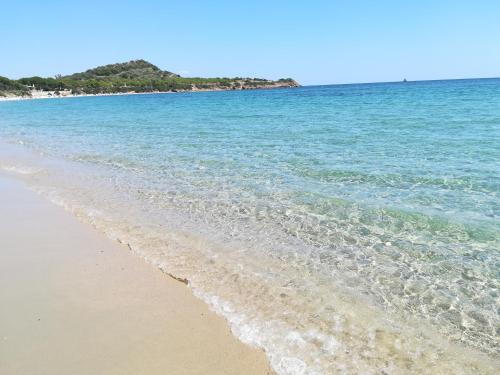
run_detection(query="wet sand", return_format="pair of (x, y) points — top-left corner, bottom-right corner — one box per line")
(0, 175), (273, 375)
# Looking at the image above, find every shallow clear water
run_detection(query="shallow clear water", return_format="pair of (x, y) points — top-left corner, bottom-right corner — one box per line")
(1, 80), (499, 374)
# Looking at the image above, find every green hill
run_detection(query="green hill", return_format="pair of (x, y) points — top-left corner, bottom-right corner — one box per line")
(2, 60), (299, 97)
(67, 60), (179, 80)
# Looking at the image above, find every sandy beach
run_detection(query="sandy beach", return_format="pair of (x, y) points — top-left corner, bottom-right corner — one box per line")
(0, 174), (273, 375)
(0, 90), (177, 102)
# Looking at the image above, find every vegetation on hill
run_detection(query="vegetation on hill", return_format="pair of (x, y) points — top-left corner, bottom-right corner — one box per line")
(1, 60), (299, 97)
(0, 76), (29, 96)
(66, 60), (179, 80)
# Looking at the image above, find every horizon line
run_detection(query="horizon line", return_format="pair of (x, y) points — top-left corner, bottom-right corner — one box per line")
(305, 76), (500, 87)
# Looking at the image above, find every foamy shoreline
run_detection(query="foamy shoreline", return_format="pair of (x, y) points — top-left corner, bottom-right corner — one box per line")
(0, 173), (274, 375)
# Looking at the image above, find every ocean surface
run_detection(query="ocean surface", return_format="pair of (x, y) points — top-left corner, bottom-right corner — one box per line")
(0, 79), (499, 374)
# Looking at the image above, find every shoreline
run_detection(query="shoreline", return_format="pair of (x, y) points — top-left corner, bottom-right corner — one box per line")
(0, 173), (274, 375)
(0, 90), (178, 102)
(0, 85), (298, 102)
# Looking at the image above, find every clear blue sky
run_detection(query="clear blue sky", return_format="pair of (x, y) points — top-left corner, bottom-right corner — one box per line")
(1, 0), (499, 85)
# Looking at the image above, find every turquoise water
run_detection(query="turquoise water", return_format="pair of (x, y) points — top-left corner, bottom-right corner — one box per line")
(0, 80), (499, 374)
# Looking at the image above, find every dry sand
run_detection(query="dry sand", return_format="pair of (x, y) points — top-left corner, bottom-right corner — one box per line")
(0, 175), (273, 375)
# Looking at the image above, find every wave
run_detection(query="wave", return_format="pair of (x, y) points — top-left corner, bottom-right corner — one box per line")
(1, 140), (497, 374)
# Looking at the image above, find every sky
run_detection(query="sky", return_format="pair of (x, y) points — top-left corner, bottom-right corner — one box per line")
(1, 0), (499, 85)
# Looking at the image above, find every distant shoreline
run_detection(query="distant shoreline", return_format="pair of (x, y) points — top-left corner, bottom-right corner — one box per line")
(0, 85), (298, 102)
(0, 90), (176, 102)
(0, 60), (299, 101)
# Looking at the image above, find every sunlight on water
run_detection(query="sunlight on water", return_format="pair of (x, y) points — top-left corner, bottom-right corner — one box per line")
(1, 79), (499, 374)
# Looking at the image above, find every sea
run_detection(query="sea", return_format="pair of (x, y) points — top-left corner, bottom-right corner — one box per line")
(0, 79), (499, 374)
